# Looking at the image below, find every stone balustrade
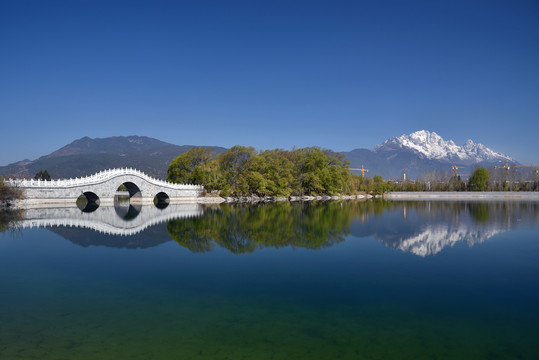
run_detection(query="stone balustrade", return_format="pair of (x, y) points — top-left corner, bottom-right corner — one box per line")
(6, 168), (202, 190)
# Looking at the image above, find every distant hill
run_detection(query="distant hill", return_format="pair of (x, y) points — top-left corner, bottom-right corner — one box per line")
(45, 136), (173, 158)
(0, 136), (226, 179)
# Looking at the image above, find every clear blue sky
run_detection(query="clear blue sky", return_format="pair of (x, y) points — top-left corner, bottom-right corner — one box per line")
(1, 0), (538, 164)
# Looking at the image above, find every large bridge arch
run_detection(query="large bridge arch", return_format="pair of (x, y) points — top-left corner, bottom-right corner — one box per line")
(116, 181), (142, 198)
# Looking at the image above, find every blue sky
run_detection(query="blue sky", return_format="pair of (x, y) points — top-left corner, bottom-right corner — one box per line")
(1, 0), (538, 165)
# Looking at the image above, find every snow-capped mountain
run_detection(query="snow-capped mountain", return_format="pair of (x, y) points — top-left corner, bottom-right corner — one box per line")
(343, 130), (518, 179)
(375, 130), (513, 164)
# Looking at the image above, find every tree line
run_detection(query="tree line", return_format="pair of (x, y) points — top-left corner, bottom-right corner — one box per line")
(167, 146), (357, 197)
(168, 146), (539, 196)
(399, 167), (538, 192)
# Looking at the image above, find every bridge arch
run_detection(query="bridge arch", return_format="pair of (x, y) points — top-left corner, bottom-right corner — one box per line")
(154, 192), (170, 209)
(117, 181), (142, 198)
(83, 191), (100, 203)
(77, 191), (101, 212)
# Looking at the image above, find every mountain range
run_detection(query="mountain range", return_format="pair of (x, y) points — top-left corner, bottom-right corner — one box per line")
(0, 131), (515, 180)
(343, 130), (515, 179)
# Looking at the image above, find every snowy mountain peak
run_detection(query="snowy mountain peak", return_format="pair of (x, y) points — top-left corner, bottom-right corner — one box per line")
(409, 130), (444, 144)
(464, 139), (475, 148)
(375, 130), (513, 164)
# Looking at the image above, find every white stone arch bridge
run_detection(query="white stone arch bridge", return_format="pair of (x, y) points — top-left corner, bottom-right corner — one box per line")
(7, 168), (203, 206)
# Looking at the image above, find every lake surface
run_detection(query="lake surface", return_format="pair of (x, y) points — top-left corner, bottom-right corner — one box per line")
(1, 200), (538, 359)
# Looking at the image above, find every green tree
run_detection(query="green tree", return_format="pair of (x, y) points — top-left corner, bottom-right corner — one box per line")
(167, 147), (222, 189)
(468, 167), (489, 191)
(258, 149), (298, 197)
(34, 170), (51, 181)
(372, 175), (390, 195)
(294, 147), (351, 195)
(217, 145), (257, 195)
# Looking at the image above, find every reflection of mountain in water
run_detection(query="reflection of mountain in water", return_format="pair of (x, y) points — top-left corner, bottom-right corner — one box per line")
(387, 225), (503, 257)
(350, 201), (539, 256)
(48, 222), (173, 249)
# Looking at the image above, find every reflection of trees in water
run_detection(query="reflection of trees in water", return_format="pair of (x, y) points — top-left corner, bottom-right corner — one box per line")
(167, 201), (362, 254)
(468, 203), (489, 222)
(168, 200), (539, 255)
(0, 209), (24, 234)
(368, 200), (539, 226)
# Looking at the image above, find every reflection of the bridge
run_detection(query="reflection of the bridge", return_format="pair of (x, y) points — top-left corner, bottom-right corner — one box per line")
(21, 204), (203, 236)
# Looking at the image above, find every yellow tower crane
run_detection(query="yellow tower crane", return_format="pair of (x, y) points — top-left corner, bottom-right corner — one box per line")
(494, 160), (537, 181)
(513, 165), (539, 182)
(452, 162), (465, 177)
(349, 165), (369, 177)
(494, 160), (511, 179)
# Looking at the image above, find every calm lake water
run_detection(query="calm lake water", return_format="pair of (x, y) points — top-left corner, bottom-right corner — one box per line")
(1, 200), (538, 359)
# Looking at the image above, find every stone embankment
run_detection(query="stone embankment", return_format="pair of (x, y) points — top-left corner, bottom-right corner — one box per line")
(386, 191), (539, 201)
(2, 194), (371, 208)
(215, 194), (370, 203)
(206, 191), (539, 204)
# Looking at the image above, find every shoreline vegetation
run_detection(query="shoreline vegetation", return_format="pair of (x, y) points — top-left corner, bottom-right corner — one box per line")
(168, 146), (539, 198)
(1, 145), (538, 208)
(167, 146), (357, 198)
(0, 177), (23, 209)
